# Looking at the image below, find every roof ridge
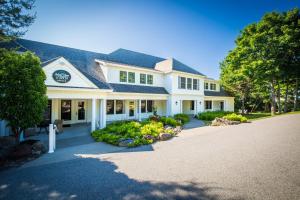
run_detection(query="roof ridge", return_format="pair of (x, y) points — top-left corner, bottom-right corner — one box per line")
(110, 48), (166, 60)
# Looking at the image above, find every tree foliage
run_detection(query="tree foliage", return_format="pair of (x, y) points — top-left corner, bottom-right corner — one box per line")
(220, 8), (300, 115)
(0, 51), (47, 141)
(0, 0), (36, 41)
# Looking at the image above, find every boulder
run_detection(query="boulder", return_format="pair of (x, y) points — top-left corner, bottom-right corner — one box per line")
(32, 141), (47, 155)
(164, 125), (173, 130)
(118, 139), (134, 147)
(211, 117), (240, 126)
(160, 133), (173, 141)
(174, 126), (182, 134)
(143, 134), (156, 141)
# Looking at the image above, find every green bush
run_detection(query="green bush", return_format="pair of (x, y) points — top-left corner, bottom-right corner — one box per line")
(160, 116), (180, 127)
(91, 120), (166, 147)
(174, 113), (190, 124)
(223, 113), (248, 122)
(197, 111), (232, 121)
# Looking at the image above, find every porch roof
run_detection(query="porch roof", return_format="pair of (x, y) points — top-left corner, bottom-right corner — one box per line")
(204, 87), (232, 97)
(109, 83), (169, 94)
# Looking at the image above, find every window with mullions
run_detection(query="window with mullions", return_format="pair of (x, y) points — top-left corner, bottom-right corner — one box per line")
(193, 79), (198, 90)
(210, 83), (216, 90)
(140, 74), (146, 84)
(147, 74), (153, 85)
(147, 100), (153, 112)
(204, 82), (209, 90)
(141, 100), (146, 113)
(128, 72), (135, 83)
(179, 77), (186, 89)
(205, 100), (212, 109)
(120, 71), (127, 82)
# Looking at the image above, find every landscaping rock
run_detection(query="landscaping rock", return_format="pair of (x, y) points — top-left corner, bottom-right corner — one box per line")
(160, 133), (173, 141)
(32, 141), (47, 155)
(211, 117), (240, 126)
(118, 139), (134, 147)
(143, 134), (156, 141)
(10, 143), (32, 158)
(174, 126), (182, 134)
(164, 125), (173, 130)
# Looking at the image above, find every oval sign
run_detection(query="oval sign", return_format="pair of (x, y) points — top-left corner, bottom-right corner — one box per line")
(52, 70), (71, 83)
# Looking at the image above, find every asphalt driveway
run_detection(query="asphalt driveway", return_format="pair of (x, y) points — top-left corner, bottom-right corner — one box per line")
(0, 114), (299, 200)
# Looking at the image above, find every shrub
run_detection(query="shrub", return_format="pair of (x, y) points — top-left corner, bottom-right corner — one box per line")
(197, 111), (232, 121)
(174, 113), (190, 124)
(160, 116), (180, 127)
(223, 113), (247, 122)
(140, 122), (163, 138)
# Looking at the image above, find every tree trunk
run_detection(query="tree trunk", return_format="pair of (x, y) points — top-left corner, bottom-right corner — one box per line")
(12, 127), (20, 144)
(293, 78), (299, 111)
(277, 84), (281, 114)
(270, 79), (276, 116)
(241, 96), (245, 114)
(284, 79), (289, 113)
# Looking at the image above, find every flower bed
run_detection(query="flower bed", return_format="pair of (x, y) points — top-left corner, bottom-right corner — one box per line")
(91, 116), (182, 147)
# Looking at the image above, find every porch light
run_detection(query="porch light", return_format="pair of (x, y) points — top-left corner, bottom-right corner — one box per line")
(175, 101), (178, 105)
(199, 101), (201, 105)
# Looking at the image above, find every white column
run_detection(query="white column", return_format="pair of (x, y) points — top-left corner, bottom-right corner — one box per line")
(211, 100), (214, 111)
(91, 98), (96, 132)
(100, 99), (107, 129)
(138, 99), (142, 121)
(166, 97), (172, 116)
(194, 100), (197, 116)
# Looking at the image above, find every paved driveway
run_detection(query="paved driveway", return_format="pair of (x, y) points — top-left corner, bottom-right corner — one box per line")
(0, 114), (299, 200)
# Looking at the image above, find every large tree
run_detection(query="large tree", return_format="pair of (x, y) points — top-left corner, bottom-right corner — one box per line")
(221, 8), (300, 115)
(0, 51), (47, 142)
(0, 0), (36, 41)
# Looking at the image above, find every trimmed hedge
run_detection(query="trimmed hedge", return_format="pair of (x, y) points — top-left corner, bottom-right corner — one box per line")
(223, 113), (247, 122)
(197, 111), (232, 121)
(174, 113), (190, 124)
(160, 116), (180, 127)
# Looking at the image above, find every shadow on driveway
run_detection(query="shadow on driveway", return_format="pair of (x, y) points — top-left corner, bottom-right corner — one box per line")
(0, 157), (244, 200)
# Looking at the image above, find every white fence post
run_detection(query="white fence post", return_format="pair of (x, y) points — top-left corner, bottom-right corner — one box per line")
(48, 124), (55, 153)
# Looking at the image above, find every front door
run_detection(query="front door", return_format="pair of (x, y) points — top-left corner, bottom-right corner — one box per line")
(77, 100), (86, 122)
(220, 101), (224, 111)
(129, 101), (135, 117)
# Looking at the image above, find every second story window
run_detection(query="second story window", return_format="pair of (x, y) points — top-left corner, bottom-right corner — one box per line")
(204, 82), (209, 90)
(147, 74), (153, 85)
(120, 71), (127, 82)
(179, 77), (186, 89)
(128, 72), (135, 83)
(187, 78), (192, 90)
(140, 74), (146, 84)
(210, 83), (216, 90)
(193, 79), (199, 90)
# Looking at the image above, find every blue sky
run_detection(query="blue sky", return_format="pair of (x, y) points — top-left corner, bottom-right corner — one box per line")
(24, 0), (299, 79)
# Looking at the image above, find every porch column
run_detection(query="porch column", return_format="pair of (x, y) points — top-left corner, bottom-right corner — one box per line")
(138, 99), (142, 121)
(211, 100), (214, 111)
(194, 100), (197, 116)
(91, 98), (96, 132)
(100, 99), (107, 129)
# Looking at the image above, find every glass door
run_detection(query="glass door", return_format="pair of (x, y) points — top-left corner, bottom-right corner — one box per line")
(220, 101), (224, 111)
(129, 101), (135, 117)
(77, 100), (86, 121)
(61, 100), (72, 121)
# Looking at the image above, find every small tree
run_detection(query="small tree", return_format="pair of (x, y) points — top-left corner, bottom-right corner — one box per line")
(0, 50), (47, 142)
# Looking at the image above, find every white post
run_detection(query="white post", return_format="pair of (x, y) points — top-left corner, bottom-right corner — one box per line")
(194, 100), (197, 116)
(48, 124), (54, 153)
(138, 99), (142, 121)
(100, 99), (106, 129)
(91, 98), (96, 132)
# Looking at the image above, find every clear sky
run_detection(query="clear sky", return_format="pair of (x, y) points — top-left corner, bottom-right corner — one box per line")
(24, 0), (300, 79)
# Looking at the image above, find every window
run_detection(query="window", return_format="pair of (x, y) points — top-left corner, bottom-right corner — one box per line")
(147, 100), (153, 112)
(179, 77), (186, 89)
(147, 74), (153, 85)
(193, 79), (199, 90)
(187, 78), (192, 90)
(140, 74), (146, 84)
(141, 100), (146, 113)
(116, 100), (124, 114)
(106, 100), (114, 114)
(128, 72), (135, 83)
(205, 101), (212, 109)
(204, 82), (209, 90)
(190, 101), (195, 111)
(210, 83), (216, 90)
(120, 71), (127, 82)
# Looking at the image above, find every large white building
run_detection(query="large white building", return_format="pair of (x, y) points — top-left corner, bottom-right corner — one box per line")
(0, 39), (234, 134)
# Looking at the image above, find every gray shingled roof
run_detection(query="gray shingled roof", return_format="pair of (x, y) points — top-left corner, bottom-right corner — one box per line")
(0, 39), (111, 90)
(204, 87), (232, 97)
(110, 83), (168, 94)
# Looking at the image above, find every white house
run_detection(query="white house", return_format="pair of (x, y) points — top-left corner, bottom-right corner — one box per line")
(0, 39), (234, 135)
